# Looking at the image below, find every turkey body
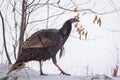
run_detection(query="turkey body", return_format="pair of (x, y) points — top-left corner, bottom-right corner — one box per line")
(17, 29), (65, 63)
(13, 18), (79, 75)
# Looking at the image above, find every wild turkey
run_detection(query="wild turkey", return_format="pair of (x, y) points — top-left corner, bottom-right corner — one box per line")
(12, 18), (79, 75)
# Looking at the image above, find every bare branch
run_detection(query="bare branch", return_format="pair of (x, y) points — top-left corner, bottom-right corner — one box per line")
(109, 0), (120, 18)
(27, 0), (49, 14)
(27, 0), (36, 7)
(27, 0), (41, 13)
(13, 2), (18, 60)
(8, 0), (21, 15)
(18, 0), (27, 56)
(28, 11), (65, 24)
(51, 4), (120, 15)
(27, 0), (49, 9)
(0, 11), (12, 64)
(70, 0), (92, 6)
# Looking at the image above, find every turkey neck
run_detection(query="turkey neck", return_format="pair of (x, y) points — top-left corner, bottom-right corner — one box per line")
(59, 21), (72, 38)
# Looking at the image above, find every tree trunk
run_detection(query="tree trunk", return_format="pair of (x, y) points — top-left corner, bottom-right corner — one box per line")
(18, 0), (27, 56)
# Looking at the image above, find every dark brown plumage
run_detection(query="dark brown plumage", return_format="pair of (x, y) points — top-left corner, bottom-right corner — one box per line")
(13, 18), (79, 75)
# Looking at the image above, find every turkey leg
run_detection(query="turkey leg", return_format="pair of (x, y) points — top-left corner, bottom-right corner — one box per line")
(52, 57), (70, 76)
(39, 61), (47, 75)
(53, 63), (70, 76)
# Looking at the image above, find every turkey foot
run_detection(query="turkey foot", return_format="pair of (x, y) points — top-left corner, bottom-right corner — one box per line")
(40, 72), (47, 76)
(39, 61), (47, 76)
(60, 71), (70, 76)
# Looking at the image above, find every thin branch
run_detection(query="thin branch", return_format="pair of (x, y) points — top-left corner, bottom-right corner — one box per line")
(27, 0), (49, 9)
(51, 4), (120, 15)
(26, 11), (31, 26)
(46, 0), (49, 28)
(27, 0), (36, 7)
(27, 0), (49, 14)
(28, 11), (65, 24)
(0, 11), (12, 64)
(13, 2), (18, 60)
(71, 0), (92, 6)
(8, 0), (21, 15)
(110, 0), (120, 18)
(27, 0), (41, 14)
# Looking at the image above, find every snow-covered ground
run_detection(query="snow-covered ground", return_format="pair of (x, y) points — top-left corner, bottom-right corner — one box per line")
(0, 65), (120, 80)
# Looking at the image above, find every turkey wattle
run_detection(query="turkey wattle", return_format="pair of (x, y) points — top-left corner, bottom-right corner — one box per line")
(13, 18), (79, 75)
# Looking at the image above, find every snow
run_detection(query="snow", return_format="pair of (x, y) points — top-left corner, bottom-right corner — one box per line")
(0, 65), (120, 80)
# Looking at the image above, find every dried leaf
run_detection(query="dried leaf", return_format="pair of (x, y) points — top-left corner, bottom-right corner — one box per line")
(77, 27), (80, 32)
(113, 65), (119, 77)
(85, 31), (88, 39)
(78, 30), (81, 34)
(74, 23), (78, 28)
(74, 13), (80, 20)
(82, 31), (84, 35)
(74, 6), (77, 12)
(93, 15), (97, 23)
(99, 21), (101, 27)
(97, 18), (101, 27)
(57, 0), (60, 5)
(79, 25), (84, 32)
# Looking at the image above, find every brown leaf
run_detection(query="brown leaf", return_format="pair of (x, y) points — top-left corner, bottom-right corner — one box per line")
(79, 25), (84, 32)
(93, 15), (97, 23)
(74, 23), (78, 28)
(78, 29), (82, 34)
(85, 31), (88, 39)
(77, 27), (80, 32)
(97, 18), (101, 27)
(74, 6), (77, 12)
(74, 13), (80, 20)
(57, 0), (60, 5)
(82, 31), (84, 35)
